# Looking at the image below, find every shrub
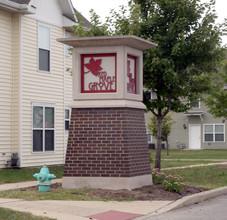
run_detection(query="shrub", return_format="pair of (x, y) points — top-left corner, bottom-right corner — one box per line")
(162, 174), (184, 193)
(152, 169), (184, 193)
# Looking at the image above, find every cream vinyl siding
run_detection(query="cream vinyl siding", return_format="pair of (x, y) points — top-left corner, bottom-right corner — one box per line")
(21, 16), (65, 167)
(0, 10), (19, 168)
(64, 53), (73, 150)
(65, 56), (73, 105)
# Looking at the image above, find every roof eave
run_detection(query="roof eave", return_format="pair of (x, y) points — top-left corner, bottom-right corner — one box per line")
(0, 0), (36, 14)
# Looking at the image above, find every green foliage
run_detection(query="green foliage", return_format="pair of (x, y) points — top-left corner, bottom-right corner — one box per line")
(162, 174), (184, 193)
(72, 0), (226, 169)
(132, 0), (226, 169)
(152, 168), (167, 184)
(204, 59), (227, 118)
(72, 10), (109, 37)
(147, 112), (175, 142)
(137, 0), (226, 115)
(163, 165), (227, 190)
(72, 5), (143, 37)
(152, 168), (184, 192)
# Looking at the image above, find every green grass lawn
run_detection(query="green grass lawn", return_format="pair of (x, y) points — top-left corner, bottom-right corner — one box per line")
(0, 187), (133, 202)
(0, 207), (54, 220)
(0, 150), (227, 202)
(161, 165), (227, 190)
(0, 150), (226, 185)
(1, 164), (227, 200)
(0, 166), (64, 184)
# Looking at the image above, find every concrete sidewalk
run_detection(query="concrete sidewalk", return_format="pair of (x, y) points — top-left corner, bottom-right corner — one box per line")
(1, 184), (227, 220)
(162, 161), (227, 170)
(0, 198), (173, 220)
(0, 179), (173, 220)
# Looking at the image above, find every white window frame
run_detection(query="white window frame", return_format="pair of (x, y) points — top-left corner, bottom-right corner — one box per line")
(32, 103), (56, 153)
(146, 125), (153, 143)
(65, 108), (71, 131)
(203, 124), (225, 143)
(38, 23), (51, 72)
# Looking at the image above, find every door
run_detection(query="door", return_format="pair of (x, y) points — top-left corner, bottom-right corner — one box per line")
(189, 125), (201, 149)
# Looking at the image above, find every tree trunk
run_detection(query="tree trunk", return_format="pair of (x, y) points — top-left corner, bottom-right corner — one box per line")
(155, 116), (162, 170)
(166, 138), (169, 156)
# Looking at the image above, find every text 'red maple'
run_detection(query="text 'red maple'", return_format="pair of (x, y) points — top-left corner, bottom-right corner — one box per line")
(81, 54), (117, 93)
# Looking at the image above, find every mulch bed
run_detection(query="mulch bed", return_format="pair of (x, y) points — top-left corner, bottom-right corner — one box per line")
(23, 182), (205, 201)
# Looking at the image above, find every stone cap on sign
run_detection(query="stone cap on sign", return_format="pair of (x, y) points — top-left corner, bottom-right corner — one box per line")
(57, 35), (157, 51)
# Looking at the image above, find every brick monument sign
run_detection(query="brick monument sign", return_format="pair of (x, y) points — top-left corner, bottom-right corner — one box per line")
(57, 36), (157, 190)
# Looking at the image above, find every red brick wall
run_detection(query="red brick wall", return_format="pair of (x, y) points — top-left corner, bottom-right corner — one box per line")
(64, 108), (151, 178)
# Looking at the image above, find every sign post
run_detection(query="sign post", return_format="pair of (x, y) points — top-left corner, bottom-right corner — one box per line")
(58, 35), (157, 190)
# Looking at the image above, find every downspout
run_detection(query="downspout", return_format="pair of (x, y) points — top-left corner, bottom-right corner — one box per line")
(18, 15), (23, 167)
(11, 16), (15, 157)
(63, 29), (66, 163)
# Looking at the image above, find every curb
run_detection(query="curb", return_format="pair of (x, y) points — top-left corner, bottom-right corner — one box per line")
(135, 186), (227, 220)
(156, 186), (227, 214)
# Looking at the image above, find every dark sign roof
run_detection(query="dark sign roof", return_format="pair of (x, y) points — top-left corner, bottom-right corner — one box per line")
(8, 0), (30, 4)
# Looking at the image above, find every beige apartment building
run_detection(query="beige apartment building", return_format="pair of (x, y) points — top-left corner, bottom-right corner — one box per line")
(0, 0), (89, 168)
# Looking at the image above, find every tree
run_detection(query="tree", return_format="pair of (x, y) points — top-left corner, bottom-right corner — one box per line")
(131, 0), (226, 169)
(72, 0), (226, 170)
(204, 59), (227, 118)
(147, 112), (175, 156)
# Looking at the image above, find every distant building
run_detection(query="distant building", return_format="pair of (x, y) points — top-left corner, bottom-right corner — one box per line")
(145, 93), (227, 150)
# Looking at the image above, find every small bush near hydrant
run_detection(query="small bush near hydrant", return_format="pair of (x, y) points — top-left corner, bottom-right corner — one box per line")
(152, 169), (184, 193)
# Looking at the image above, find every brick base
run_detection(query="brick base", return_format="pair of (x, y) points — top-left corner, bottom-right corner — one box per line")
(63, 108), (152, 189)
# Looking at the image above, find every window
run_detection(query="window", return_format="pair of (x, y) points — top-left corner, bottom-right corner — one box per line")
(38, 25), (50, 71)
(190, 100), (200, 109)
(33, 104), (55, 152)
(204, 124), (225, 142)
(143, 89), (152, 101)
(146, 126), (152, 143)
(65, 108), (70, 130)
(147, 91), (152, 101)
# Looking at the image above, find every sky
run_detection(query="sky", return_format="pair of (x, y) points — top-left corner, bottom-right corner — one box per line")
(71, 0), (227, 45)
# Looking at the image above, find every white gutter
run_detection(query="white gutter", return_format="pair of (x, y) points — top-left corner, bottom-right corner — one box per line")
(19, 15), (23, 168)
(68, 0), (77, 22)
(11, 15), (15, 157)
(0, 0), (35, 14)
(63, 29), (66, 163)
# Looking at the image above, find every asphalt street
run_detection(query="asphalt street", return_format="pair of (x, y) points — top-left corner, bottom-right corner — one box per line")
(142, 195), (227, 220)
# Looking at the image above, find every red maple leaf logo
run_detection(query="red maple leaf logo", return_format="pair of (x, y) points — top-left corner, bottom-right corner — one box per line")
(84, 57), (103, 76)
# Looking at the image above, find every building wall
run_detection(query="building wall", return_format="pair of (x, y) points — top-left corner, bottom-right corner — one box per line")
(169, 103), (227, 150)
(145, 101), (227, 150)
(0, 1), (75, 168)
(26, 0), (63, 27)
(21, 16), (66, 167)
(0, 10), (14, 168)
